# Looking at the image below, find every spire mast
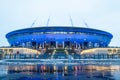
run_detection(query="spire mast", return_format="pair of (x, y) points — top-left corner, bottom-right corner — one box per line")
(69, 15), (74, 26)
(82, 19), (89, 28)
(30, 19), (37, 28)
(46, 16), (50, 26)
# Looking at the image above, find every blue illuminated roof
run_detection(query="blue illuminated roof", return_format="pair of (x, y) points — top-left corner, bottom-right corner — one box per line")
(6, 26), (113, 39)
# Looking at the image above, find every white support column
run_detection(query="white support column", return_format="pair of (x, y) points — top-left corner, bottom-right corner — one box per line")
(79, 44), (80, 49)
(39, 44), (41, 48)
(22, 42), (25, 47)
(38, 44), (41, 49)
(30, 42), (32, 48)
(76, 42), (77, 49)
(42, 42), (44, 48)
(56, 41), (58, 48)
(82, 43), (84, 49)
(63, 41), (64, 48)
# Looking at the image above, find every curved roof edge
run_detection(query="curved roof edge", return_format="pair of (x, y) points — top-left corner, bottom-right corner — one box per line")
(6, 26), (113, 39)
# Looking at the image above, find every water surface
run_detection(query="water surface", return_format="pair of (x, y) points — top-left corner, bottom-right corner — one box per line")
(0, 64), (120, 80)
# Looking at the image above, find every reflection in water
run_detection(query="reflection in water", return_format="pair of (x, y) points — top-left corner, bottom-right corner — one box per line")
(0, 64), (120, 80)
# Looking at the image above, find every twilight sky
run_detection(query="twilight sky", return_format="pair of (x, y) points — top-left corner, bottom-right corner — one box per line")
(0, 0), (120, 46)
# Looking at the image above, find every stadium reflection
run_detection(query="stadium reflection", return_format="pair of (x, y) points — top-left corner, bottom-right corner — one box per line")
(0, 64), (120, 80)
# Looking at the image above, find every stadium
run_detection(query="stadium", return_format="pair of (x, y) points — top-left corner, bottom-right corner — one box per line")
(1, 26), (120, 60)
(6, 26), (113, 49)
(1, 26), (117, 59)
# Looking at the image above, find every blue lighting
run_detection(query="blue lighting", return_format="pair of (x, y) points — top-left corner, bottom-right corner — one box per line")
(6, 26), (113, 48)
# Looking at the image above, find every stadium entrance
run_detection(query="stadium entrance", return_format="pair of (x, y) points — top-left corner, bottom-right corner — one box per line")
(64, 41), (71, 48)
(50, 41), (56, 48)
